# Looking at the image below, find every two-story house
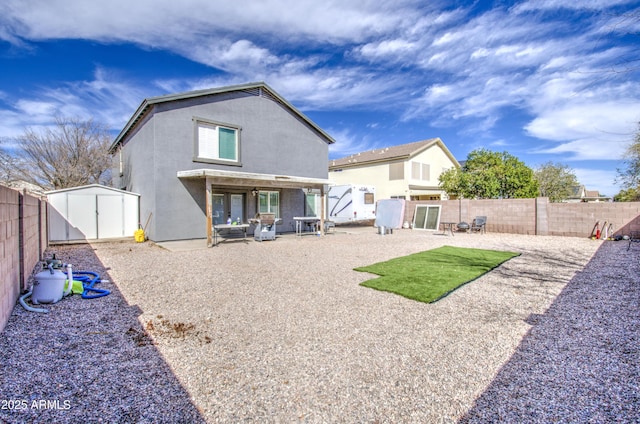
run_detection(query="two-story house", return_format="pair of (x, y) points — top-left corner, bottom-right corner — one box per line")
(328, 138), (460, 200)
(109, 82), (335, 244)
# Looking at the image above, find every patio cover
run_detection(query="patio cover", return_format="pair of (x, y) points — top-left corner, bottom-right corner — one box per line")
(177, 169), (330, 245)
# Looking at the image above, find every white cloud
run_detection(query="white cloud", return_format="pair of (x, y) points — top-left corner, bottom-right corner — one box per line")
(356, 39), (417, 60)
(0, 0), (637, 172)
(14, 100), (57, 118)
(186, 39), (281, 73)
(536, 137), (627, 161)
(0, 0), (411, 45)
(327, 128), (376, 159)
(512, 0), (635, 13)
(0, 66), (148, 140)
(525, 99), (640, 160)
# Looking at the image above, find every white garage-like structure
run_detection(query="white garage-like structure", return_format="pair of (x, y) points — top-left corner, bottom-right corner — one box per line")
(47, 185), (140, 242)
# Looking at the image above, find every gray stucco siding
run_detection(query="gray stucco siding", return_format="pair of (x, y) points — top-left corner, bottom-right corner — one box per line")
(113, 88), (330, 241)
(151, 93), (328, 179)
(113, 115), (159, 239)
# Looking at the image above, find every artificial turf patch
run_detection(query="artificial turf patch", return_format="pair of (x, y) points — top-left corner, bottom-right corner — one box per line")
(354, 245), (520, 303)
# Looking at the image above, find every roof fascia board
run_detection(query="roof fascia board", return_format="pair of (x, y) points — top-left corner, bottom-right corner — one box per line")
(409, 138), (460, 168)
(329, 155), (410, 170)
(177, 169), (330, 188)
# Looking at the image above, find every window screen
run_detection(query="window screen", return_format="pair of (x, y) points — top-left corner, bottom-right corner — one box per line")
(389, 162), (404, 180)
(412, 162), (420, 179)
(218, 127), (237, 160)
(196, 121), (239, 163)
(422, 163), (430, 181)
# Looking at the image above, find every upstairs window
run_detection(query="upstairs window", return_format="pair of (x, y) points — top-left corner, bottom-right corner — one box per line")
(389, 162), (404, 180)
(411, 161), (431, 181)
(195, 119), (240, 164)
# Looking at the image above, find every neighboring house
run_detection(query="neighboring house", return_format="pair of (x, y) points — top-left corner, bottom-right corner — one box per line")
(328, 138), (460, 200)
(109, 82), (335, 244)
(566, 185), (612, 203)
(2, 180), (46, 196)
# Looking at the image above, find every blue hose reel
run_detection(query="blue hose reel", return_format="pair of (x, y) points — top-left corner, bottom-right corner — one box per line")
(73, 271), (110, 299)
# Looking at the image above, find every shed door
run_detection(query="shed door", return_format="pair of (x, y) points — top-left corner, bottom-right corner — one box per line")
(68, 194), (97, 239)
(97, 195), (124, 238)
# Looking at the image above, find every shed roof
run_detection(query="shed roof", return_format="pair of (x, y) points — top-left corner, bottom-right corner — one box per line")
(45, 184), (140, 196)
(329, 138), (460, 169)
(109, 82), (335, 153)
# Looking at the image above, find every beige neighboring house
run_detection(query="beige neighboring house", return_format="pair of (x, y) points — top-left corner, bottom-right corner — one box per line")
(328, 138), (460, 200)
(566, 185), (612, 203)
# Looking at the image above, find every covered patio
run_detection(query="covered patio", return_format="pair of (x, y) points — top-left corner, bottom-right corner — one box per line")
(177, 169), (331, 246)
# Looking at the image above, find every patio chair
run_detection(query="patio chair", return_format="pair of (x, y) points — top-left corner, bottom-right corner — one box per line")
(470, 216), (487, 234)
(324, 220), (335, 234)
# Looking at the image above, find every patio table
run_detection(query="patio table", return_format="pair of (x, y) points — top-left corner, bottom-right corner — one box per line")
(293, 217), (321, 236)
(439, 221), (456, 236)
(212, 223), (249, 246)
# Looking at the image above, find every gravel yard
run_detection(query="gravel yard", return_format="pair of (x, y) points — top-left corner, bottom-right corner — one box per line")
(1, 227), (638, 423)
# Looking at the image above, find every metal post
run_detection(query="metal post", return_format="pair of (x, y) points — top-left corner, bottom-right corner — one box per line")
(206, 177), (213, 247)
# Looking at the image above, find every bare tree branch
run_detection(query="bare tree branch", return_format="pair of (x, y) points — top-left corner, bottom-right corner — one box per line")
(9, 116), (113, 190)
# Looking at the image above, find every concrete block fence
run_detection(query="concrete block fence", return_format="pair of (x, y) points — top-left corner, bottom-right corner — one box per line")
(0, 185), (47, 332)
(405, 198), (640, 238)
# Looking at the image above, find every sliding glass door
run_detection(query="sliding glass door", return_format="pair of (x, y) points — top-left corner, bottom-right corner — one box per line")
(211, 192), (245, 225)
(413, 205), (441, 230)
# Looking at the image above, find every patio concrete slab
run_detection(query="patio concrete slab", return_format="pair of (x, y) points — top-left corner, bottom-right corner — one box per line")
(155, 238), (208, 252)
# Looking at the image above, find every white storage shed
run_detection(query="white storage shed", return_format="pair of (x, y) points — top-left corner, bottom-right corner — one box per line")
(47, 184), (140, 242)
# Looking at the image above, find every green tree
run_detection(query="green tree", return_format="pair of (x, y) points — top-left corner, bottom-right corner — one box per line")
(6, 116), (113, 190)
(438, 167), (465, 198)
(614, 187), (640, 202)
(439, 148), (538, 199)
(615, 123), (640, 201)
(534, 161), (579, 202)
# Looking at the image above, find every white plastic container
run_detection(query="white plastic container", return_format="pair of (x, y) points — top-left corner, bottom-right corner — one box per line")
(31, 268), (67, 304)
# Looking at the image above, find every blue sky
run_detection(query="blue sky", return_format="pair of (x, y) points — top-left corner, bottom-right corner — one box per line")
(1, 0), (639, 196)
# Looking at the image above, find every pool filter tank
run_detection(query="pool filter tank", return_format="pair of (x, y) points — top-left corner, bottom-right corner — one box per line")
(31, 256), (72, 304)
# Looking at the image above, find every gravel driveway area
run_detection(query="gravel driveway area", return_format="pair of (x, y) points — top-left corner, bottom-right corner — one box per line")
(1, 227), (638, 423)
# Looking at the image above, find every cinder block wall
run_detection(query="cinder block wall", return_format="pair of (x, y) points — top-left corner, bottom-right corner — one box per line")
(547, 201), (640, 237)
(0, 186), (48, 333)
(20, 192), (47, 290)
(0, 186), (20, 333)
(404, 198), (640, 238)
(405, 198), (538, 234)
